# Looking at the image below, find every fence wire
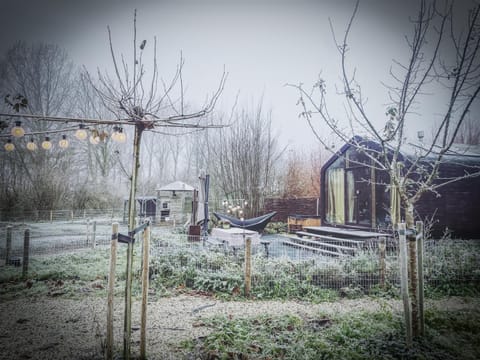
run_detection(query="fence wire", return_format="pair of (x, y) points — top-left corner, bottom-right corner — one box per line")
(1, 221), (479, 295)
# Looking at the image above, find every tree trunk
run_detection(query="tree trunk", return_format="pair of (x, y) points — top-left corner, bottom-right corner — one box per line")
(405, 203), (418, 338)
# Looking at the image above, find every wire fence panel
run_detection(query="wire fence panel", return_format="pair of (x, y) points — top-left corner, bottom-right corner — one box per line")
(1, 219), (479, 295)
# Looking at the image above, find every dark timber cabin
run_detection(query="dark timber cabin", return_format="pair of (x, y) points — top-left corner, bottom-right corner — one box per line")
(320, 138), (480, 239)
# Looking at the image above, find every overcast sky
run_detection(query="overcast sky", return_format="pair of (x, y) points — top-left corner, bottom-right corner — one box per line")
(0, 0), (476, 150)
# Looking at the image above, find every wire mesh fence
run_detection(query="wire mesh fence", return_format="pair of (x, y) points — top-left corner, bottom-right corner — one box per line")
(1, 220), (479, 295)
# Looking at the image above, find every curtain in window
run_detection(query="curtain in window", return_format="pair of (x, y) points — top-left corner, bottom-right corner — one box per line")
(346, 171), (355, 223)
(327, 168), (345, 224)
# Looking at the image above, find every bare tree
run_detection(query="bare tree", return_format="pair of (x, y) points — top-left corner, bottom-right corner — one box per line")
(280, 147), (323, 198)
(0, 42), (78, 211)
(207, 101), (285, 216)
(289, 0), (480, 340)
(81, 10), (226, 358)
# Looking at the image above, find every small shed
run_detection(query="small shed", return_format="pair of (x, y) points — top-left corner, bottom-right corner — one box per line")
(122, 196), (157, 223)
(320, 138), (480, 238)
(156, 181), (195, 223)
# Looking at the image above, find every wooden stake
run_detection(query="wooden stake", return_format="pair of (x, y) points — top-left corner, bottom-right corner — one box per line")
(379, 236), (386, 289)
(140, 220), (150, 359)
(92, 221), (97, 249)
(22, 229), (30, 279)
(398, 223), (412, 346)
(416, 221), (425, 337)
(244, 237), (252, 297)
(124, 123), (143, 360)
(106, 223), (118, 360)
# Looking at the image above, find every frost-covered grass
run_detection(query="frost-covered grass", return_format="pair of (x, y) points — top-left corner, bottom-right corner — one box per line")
(183, 307), (480, 359)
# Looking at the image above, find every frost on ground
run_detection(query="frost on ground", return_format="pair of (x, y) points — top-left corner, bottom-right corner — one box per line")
(0, 293), (478, 360)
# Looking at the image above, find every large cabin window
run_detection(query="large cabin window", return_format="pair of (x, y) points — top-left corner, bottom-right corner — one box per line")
(326, 156), (345, 224)
(326, 168), (345, 224)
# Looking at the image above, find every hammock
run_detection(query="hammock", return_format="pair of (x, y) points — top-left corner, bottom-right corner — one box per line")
(213, 211), (276, 232)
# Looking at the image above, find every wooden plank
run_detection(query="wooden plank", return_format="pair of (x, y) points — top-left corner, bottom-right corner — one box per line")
(283, 235), (356, 252)
(304, 226), (386, 238)
(295, 232), (364, 246)
(282, 240), (344, 257)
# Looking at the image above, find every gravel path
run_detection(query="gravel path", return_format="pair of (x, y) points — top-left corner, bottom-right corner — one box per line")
(0, 294), (478, 359)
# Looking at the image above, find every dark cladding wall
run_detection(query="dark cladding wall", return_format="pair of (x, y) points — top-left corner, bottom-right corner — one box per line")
(264, 197), (320, 222)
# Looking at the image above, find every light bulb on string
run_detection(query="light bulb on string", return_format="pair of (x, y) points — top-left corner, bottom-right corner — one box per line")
(11, 121), (25, 138)
(26, 138), (37, 151)
(42, 136), (52, 150)
(4, 138), (15, 152)
(89, 134), (100, 145)
(59, 135), (69, 149)
(112, 126), (126, 143)
(75, 124), (88, 141)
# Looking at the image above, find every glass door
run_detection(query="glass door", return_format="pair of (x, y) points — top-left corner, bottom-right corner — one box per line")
(345, 167), (372, 226)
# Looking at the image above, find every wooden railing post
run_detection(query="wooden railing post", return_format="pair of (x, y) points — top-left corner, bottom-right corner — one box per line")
(140, 220), (151, 359)
(106, 222), (118, 360)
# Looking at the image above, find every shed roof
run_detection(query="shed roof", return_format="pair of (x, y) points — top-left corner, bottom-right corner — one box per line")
(157, 181), (195, 192)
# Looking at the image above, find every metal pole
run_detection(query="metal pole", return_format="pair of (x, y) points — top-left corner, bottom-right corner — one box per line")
(22, 229), (30, 279)
(5, 225), (12, 265)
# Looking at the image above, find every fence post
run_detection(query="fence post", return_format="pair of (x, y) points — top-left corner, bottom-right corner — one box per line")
(106, 222), (118, 360)
(398, 223), (412, 346)
(416, 221), (425, 337)
(92, 221), (97, 249)
(5, 225), (12, 265)
(86, 218), (90, 246)
(22, 229), (30, 279)
(71, 210), (74, 223)
(244, 237), (252, 297)
(379, 236), (386, 289)
(50, 210), (53, 223)
(140, 220), (151, 360)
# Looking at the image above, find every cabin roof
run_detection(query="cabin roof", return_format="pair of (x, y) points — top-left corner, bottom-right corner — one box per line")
(157, 181), (195, 192)
(322, 136), (480, 171)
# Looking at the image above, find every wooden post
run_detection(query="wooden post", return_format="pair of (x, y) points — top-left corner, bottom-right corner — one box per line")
(406, 205), (418, 338)
(22, 229), (30, 279)
(416, 221), (425, 337)
(86, 218), (90, 246)
(398, 223), (412, 346)
(92, 221), (97, 249)
(379, 236), (386, 289)
(244, 237), (252, 297)
(5, 225), (12, 265)
(106, 223), (118, 360)
(140, 220), (150, 359)
(50, 210), (53, 223)
(124, 123), (143, 360)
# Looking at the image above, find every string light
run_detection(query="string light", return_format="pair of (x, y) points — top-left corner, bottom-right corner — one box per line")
(41, 136), (52, 150)
(89, 134), (100, 145)
(75, 124), (88, 141)
(59, 135), (69, 149)
(112, 126), (127, 143)
(26, 138), (37, 151)
(11, 121), (25, 137)
(4, 138), (15, 152)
